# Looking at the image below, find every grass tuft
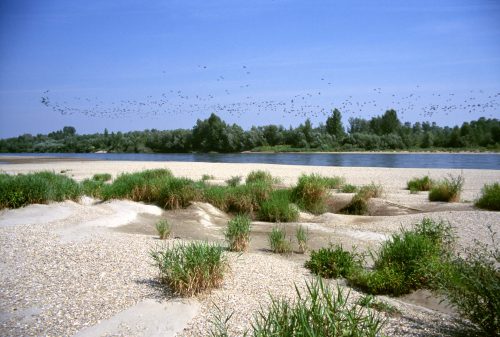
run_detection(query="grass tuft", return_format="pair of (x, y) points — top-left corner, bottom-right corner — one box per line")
(429, 174), (464, 202)
(292, 174), (329, 214)
(305, 244), (363, 279)
(92, 173), (112, 182)
(407, 175), (433, 193)
(475, 182), (500, 211)
(296, 225), (308, 254)
(341, 184), (358, 193)
(245, 170), (278, 185)
(151, 241), (227, 296)
(225, 176), (242, 187)
(155, 219), (171, 239)
(225, 214), (251, 252)
(269, 225), (291, 254)
(258, 189), (298, 222)
(357, 294), (401, 317)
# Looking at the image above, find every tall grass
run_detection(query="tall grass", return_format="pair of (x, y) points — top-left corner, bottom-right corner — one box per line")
(250, 278), (385, 336)
(0, 172), (81, 209)
(151, 241), (227, 296)
(258, 189), (298, 222)
(245, 170), (278, 185)
(305, 245), (363, 279)
(225, 214), (251, 252)
(269, 225), (291, 254)
(475, 182), (500, 211)
(407, 175), (433, 193)
(225, 176), (242, 187)
(429, 174), (464, 202)
(92, 173), (112, 182)
(292, 174), (329, 214)
(155, 219), (171, 240)
(296, 225), (308, 253)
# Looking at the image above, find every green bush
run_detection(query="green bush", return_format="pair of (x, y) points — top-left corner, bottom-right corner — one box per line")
(305, 244), (363, 279)
(407, 175), (433, 192)
(269, 225), (291, 254)
(348, 218), (453, 296)
(92, 173), (112, 182)
(225, 214), (251, 252)
(81, 178), (105, 198)
(296, 225), (308, 254)
(151, 241), (227, 296)
(429, 174), (464, 202)
(155, 219), (171, 239)
(433, 232), (500, 336)
(475, 182), (500, 211)
(225, 176), (242, 187)
(258, 189), (298, 222)
(0, 172), (81, 209)
(341, 184), (358, 193)
(292, 174), (329, 214)
(245, 170), (277, 185)
(250, 277), (385, 336)
(340, 195), (369, 215)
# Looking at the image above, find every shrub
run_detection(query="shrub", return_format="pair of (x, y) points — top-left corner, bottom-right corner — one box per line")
(225, 176), (242, 187)
(340, 195), (368, 215)
(292, 174), (329, 214)
(250, 278), (385, 336)
(0, 172), (81, 209)
(429, 174), (464, 202)
(475, 182), (500, 211)
(357, 183), (383, 200)
(348, 218), (453, 296)
(225, 215), (251, 252)
(296, 225), (308, 254)
(258, 189), (298, 222)
(269, 226), (291, 254)
(151, 241), (227, 296)
(155, 219), (171, 240)
(407, 175), (433, 192)
(341, 184), (358, 193)
(305, 244), (363, 279)
(433, 230), (500, 336)
(92, 173), (112, 182)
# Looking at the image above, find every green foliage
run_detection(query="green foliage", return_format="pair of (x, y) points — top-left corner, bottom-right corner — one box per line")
(151, 241), (227, 296)
(475, 182), (500, 211)
(429, 174), (464, 202)
(407, 175), (433, 192)
(0, 171), (81, 209)
(292, 174), (329, 214)
(341, 184), (358, 193)
(348, 218), (453, 296)
(269, 226), (291, 254)
(325, 108), (346, 139)
(155, 219), (171, 240)
(225, 214), (251, 252)
(340, 195), (368, 215)
(320, 176), (345, 189)
(201, 174), (214, 181)
(208, 303), (233, 337)
(225, 176), (242, 187)
(432, 231), (500, 336)
(296, 225), (308, 254)
(258, 189), (298, 222)
(245, 170), (277, 185)
(156, 177), (200, 209)
(81, 178), (105, 198)
(357, 294), (401, 316)
(305, 245), (363, 279)
(357, 183), (383, 199)
(92, 173), (112, 182)
(250, 278), (385, 337)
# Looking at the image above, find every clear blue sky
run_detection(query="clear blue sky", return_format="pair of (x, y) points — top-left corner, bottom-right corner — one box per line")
(1, 0), (499, 138)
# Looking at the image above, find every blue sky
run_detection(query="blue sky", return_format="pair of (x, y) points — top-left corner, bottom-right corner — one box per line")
(1, 0), (499, 138)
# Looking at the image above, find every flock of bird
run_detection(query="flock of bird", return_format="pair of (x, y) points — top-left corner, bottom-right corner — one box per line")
(40, 65), (500, 123)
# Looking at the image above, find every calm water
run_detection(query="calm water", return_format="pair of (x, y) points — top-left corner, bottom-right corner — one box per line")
(1, 152), (499, 169)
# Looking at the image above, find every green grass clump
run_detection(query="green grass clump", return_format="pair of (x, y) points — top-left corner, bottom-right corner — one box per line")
(92, 173), (112, 182)
(305, 244), (363, 279)
(341, 184), (358, 193)
(0, 171), (81, 209)
(320, 175), (346, 189)
(155, 219), (171, 239)
(258, 189), (299, 222)
(407, 175), (433, 193)
(250, 278), (385, 336)
(357, 294), (401, 316)
(475, 182), (500, 211)
(292, 174), (329, 214)
(225, 214), (251, 252)
(245, 170), (277, 185)
(269, 225), (291, 254)
(340, 183), (383, 215)
(156, 177), (200, 209)
(201, 174), (214, 181)
(81, 178), (106, 198)
(432, 230), (500, 336)
(225, 176), (242, 187)
(357, 183), (383, 199)
(348, 218), (453, 296)
(296, 225), (308, 253)
(429, 174), (464, 202)
(151, 241), (227, 296)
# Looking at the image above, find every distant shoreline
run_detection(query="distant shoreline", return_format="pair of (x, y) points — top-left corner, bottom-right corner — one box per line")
(243, 150), (500, 155)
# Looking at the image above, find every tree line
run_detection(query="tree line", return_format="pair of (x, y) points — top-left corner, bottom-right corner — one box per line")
(1, 110), (499, 153)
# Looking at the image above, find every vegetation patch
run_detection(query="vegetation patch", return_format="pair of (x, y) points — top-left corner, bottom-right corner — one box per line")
(305, 244), (363, 279)
(258, 189), (298, 222)
(81, 178), (106, 198)
(0, 171), (81, 209)
(225, 214), (251, 252)
(250, 278), (385, 336)
(296, 225), (308, 253)
(340, 182), (383, 215)
(428, 174), (464, 202)
(225, 176), (242, 187)
(340, 184), (358, 193)
(292, 174), (329, 214)
(407, 175), (433, 193)
(475, 182), (500, 211)
(92, 173), (112, 182)
(151, 241), (227, 296)
(155, 219), (171, 240)
(269, 225), (291, 254)
(245, 170), (278, 185)
(357, 294), (401, 317)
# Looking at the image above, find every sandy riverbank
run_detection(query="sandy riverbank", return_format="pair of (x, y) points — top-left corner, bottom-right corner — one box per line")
(0, 160), (499, 336)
